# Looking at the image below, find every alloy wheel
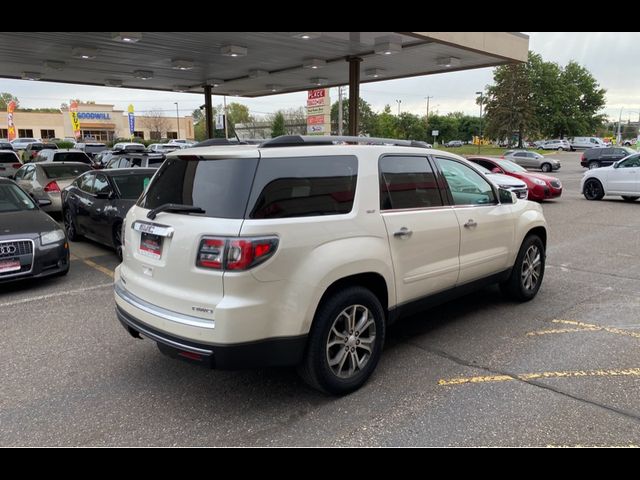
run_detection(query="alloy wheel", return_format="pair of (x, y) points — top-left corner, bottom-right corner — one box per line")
(521, 245), (542, 292)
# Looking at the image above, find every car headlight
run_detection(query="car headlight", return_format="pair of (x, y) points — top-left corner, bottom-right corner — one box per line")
(41, 229), (65, 245)
(532, 178), (546, 186)
(498, 184), (512, 190)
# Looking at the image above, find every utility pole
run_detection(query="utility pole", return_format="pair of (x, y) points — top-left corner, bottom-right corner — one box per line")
(224, 95), (229, 139)
(476, 91), (483, 153)
(174, 102), (180, 139)
(338, 86), (343, 135)
(425, 96), (433, 140)
(617, 107), (623, 145)
(396, 99), (401, 116)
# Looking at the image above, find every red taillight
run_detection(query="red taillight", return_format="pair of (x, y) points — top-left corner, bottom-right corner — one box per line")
(12, 163), (21, 169)
(581, 153), (585, 161)
(44, 181), (60, 192)
(196, 236), (278, 271)
(197, 238), (225, 269)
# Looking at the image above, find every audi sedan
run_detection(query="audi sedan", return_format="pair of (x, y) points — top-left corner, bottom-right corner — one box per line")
(0, 178), (69, 283)
(468, 157), (562, 202)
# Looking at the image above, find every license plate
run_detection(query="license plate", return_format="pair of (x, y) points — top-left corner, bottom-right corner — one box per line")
(139, 232), (163, 260)
(0, 259), (21, 273)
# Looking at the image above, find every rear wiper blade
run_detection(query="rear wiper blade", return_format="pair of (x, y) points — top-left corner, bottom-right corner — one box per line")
(147, 203), (205, 220)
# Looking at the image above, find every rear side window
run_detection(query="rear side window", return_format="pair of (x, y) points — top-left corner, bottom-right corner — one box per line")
(139, 156), (259, 219)
(379, 156), (443, 210)
(112, 173), (154, 200)
(248, 156), (357, 219)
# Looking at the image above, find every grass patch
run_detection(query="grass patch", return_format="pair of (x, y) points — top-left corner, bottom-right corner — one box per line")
(434, 145), (550, 156)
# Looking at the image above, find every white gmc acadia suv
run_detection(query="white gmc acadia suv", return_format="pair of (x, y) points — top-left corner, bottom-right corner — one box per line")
(114, 136), (548, 395)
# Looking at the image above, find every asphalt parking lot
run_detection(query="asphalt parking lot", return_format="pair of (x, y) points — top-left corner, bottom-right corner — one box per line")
(2, 151), (640, 447)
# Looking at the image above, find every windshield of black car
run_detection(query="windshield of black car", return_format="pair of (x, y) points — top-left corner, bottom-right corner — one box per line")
(0, 183), (37, 212)
(138, 156), (259, 219)
(42, 164), (91, 179)
(112, 173), (155, 200)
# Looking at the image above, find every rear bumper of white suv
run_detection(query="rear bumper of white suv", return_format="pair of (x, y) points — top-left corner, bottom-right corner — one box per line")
(114, 279), (307, 369)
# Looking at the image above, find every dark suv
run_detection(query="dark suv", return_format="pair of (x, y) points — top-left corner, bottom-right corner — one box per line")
(580, 147), (635, 169)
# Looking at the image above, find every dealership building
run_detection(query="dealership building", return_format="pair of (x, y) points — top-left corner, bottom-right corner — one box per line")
(2, 103), (193, 142)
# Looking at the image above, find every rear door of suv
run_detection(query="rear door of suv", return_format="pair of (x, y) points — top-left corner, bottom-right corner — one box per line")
(119, 149), (260, 320)
(379, 155), (460, 303)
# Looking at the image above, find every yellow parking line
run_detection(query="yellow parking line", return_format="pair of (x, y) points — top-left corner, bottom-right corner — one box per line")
(70, 254), (114, 279)
(526, 319), (640, 339)
(553, 319), (640, 340)
(527, 327), (600, 336)
(438, 368), (640, 386)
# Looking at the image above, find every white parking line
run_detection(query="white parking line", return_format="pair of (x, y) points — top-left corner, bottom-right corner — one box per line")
(0, 283), (112, 308)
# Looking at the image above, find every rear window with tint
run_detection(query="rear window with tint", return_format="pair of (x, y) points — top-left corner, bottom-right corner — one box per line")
(112, 173), (154, 200)
(248, 156), (358, 219)
(53, 152), (92, 164)
(0, 152), (19, 164)
(138, 156), (259, 219)
(42, 164), (91, 179)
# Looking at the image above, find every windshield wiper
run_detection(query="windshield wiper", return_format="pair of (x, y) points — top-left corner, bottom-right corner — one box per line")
(147, 203), (205, 220)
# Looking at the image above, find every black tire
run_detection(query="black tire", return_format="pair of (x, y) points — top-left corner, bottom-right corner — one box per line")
(500, 235), (545, 302)
(63, 209), (81, 241)
(557, 147), (563, 151)
(583, 178), (604, 200)
(622, 196), (639, 202)
(588, 161), (600, 170)
(298, 286), (385, 395)
(541, 163), (552, 172)
(113, 223), (123, 261)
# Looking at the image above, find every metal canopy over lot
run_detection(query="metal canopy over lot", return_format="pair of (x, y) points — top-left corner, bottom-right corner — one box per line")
(0, 32), (528, 95)
(0, 32), (529, 135)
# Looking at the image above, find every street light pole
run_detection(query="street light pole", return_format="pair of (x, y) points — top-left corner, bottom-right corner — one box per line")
(396, 99), (401, 116)
(475, 91), (483, 153)
(174, 102), (180, 140)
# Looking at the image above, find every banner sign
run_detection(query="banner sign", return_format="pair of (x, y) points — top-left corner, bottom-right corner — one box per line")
(128, 104), (135, 135)
(7, 101), (16, 141)
(69, 100), (81, 139)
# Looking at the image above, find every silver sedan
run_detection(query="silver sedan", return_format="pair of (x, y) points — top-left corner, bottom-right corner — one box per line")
(502, 150), (561, 172)
(11, 162), (92, 213)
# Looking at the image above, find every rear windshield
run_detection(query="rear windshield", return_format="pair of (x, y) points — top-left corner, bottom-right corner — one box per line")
(112, 173), (154, 200)
(53, 152), (92, 164)
(138, 156), (259, 219)
(42, 164), (91, 179)
(0, 152), (19, 164)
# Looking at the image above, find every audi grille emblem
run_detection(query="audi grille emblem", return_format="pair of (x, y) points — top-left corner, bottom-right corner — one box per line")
(0, 245), (17, 255)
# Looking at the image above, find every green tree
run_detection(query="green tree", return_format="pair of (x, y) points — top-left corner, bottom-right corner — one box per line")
(0, 92), (19, 110)
(529, 53), (606, 139)
(371, 105), (399, 138)
(330, 98), (377, 135)
(484, 54), (536, 147)
(396, 112), (427, 140)
(271, 111), (286, 137)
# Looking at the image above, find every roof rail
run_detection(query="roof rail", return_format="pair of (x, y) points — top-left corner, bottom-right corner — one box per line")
(259, 135), (430, 149)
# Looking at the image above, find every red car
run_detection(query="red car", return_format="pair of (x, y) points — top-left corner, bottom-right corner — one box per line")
(467, 156), (562, 201)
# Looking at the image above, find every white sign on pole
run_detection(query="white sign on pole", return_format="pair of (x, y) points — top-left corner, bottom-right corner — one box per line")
(215, 114), (225, 130)
(432, 130), (439, 136)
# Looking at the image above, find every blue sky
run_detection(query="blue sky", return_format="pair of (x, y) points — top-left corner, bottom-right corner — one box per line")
(1, 32), (639, 122)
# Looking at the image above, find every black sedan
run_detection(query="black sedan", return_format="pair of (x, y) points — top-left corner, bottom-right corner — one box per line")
(62, 168), (156, 259)
(0, 178), (69, 283)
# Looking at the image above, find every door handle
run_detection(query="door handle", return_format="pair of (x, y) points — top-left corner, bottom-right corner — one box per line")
(464, 219), (477, 228)
(393, 227), (413, 239)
